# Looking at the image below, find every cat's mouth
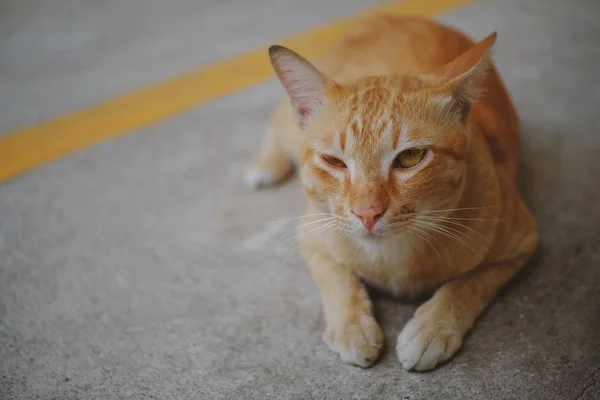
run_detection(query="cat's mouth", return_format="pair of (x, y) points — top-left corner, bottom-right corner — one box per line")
(336, 213), (410, 240)
(355, 223), (408, 240)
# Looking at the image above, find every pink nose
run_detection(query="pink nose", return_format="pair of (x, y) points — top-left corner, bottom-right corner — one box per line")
(352, 205), (387, 231)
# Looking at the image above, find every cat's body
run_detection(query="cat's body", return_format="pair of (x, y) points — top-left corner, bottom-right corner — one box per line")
(247, 14), (538, 371)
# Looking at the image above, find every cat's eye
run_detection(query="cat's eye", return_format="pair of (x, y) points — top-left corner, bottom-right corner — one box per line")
(393, 148), (427, 169)
(321, 154), (347, 169)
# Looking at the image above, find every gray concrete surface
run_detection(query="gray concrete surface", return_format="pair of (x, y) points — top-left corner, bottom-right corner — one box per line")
(0, 0), (377, 133)
(1, 0), (600, 399)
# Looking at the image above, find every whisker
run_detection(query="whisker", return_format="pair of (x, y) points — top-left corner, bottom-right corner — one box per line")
(416, 218), (489, 250)
(415, 215), (493, 245)
(278, 220), (337, 247)
(275, 218), (349, 264)
(414, 221), (477, 254)
(264, 213), (333, 225)
(416, 215), (500, 222)
(414, 220), (479, 255)
(277, 217), (335, 242)
(331, 220), (352, 231)
(424, 221), (490, 249)
(277, 243), (299, 265)
(351, 236), (364, 261)
(245, 213), (333, 225)
(409, 224), (450, 261)
(406, 225), (442, 260)
(275, 221), (338, 264)
(417, 204), (503, 214)
(282, 216), (334, 231)
(330, 225), (348, 241)
(225, 213), (334, 231)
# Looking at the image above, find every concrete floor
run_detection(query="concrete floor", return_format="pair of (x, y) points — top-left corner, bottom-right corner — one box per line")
(0, 0), (376, 133)
(1, 0), (600, 399)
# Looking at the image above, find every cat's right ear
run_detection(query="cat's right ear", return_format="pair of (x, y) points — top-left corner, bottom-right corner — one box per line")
(269, 45), (332, 129)
(431, 32), (497, 123)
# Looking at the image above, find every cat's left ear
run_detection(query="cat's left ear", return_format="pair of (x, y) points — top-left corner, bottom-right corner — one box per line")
(433, 32), (497, 122)
(269, 45), (333, 129)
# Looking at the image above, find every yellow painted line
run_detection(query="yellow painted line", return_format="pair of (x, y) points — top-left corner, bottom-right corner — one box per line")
(0, 0), (477, 183)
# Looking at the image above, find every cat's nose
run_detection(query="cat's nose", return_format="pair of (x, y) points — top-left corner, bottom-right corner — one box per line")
(352, 205), (387, 231)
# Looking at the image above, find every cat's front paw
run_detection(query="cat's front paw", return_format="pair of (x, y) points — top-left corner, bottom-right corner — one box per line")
(396, 301), (464, 371)
(324, 314), (384, 368)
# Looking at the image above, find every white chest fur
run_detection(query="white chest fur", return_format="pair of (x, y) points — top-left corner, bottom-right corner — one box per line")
(354, 235), (414, 268)
(336, 234), (420, 295)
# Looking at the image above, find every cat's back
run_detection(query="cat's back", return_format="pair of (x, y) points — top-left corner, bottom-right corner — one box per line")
(318, 14), (474, 81)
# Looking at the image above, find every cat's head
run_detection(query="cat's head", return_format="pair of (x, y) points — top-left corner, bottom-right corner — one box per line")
(269, 33), (496, 239)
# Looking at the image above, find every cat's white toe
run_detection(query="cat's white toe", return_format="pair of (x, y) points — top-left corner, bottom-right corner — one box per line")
(324, 314), (384, 368)
(396, 302), (464, 371)
(244, 167), (277, 189)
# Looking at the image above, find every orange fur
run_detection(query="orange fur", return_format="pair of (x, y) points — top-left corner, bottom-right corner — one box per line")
(246, 15), (538, 371)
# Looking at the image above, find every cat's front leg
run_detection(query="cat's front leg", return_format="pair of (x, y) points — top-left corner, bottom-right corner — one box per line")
(304, 251), (384, 368)
(396, 252), (535, 371)
(396, 199), (538, 371)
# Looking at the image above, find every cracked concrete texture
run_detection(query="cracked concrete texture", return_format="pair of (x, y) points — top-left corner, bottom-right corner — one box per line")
(1, 0), (599, 399)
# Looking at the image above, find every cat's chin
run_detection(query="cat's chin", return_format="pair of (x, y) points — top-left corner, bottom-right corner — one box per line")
(354, 227), (401, 241)
(358, 233), (386, 242)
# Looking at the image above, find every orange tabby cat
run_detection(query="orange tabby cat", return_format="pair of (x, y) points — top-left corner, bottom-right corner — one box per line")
(246, 14), (538, 371)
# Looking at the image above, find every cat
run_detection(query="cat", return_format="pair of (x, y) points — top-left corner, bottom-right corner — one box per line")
(245, 14), (538, 371)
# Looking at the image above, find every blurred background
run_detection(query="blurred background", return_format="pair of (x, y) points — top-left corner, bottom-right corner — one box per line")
(1, 0), (599, 399)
